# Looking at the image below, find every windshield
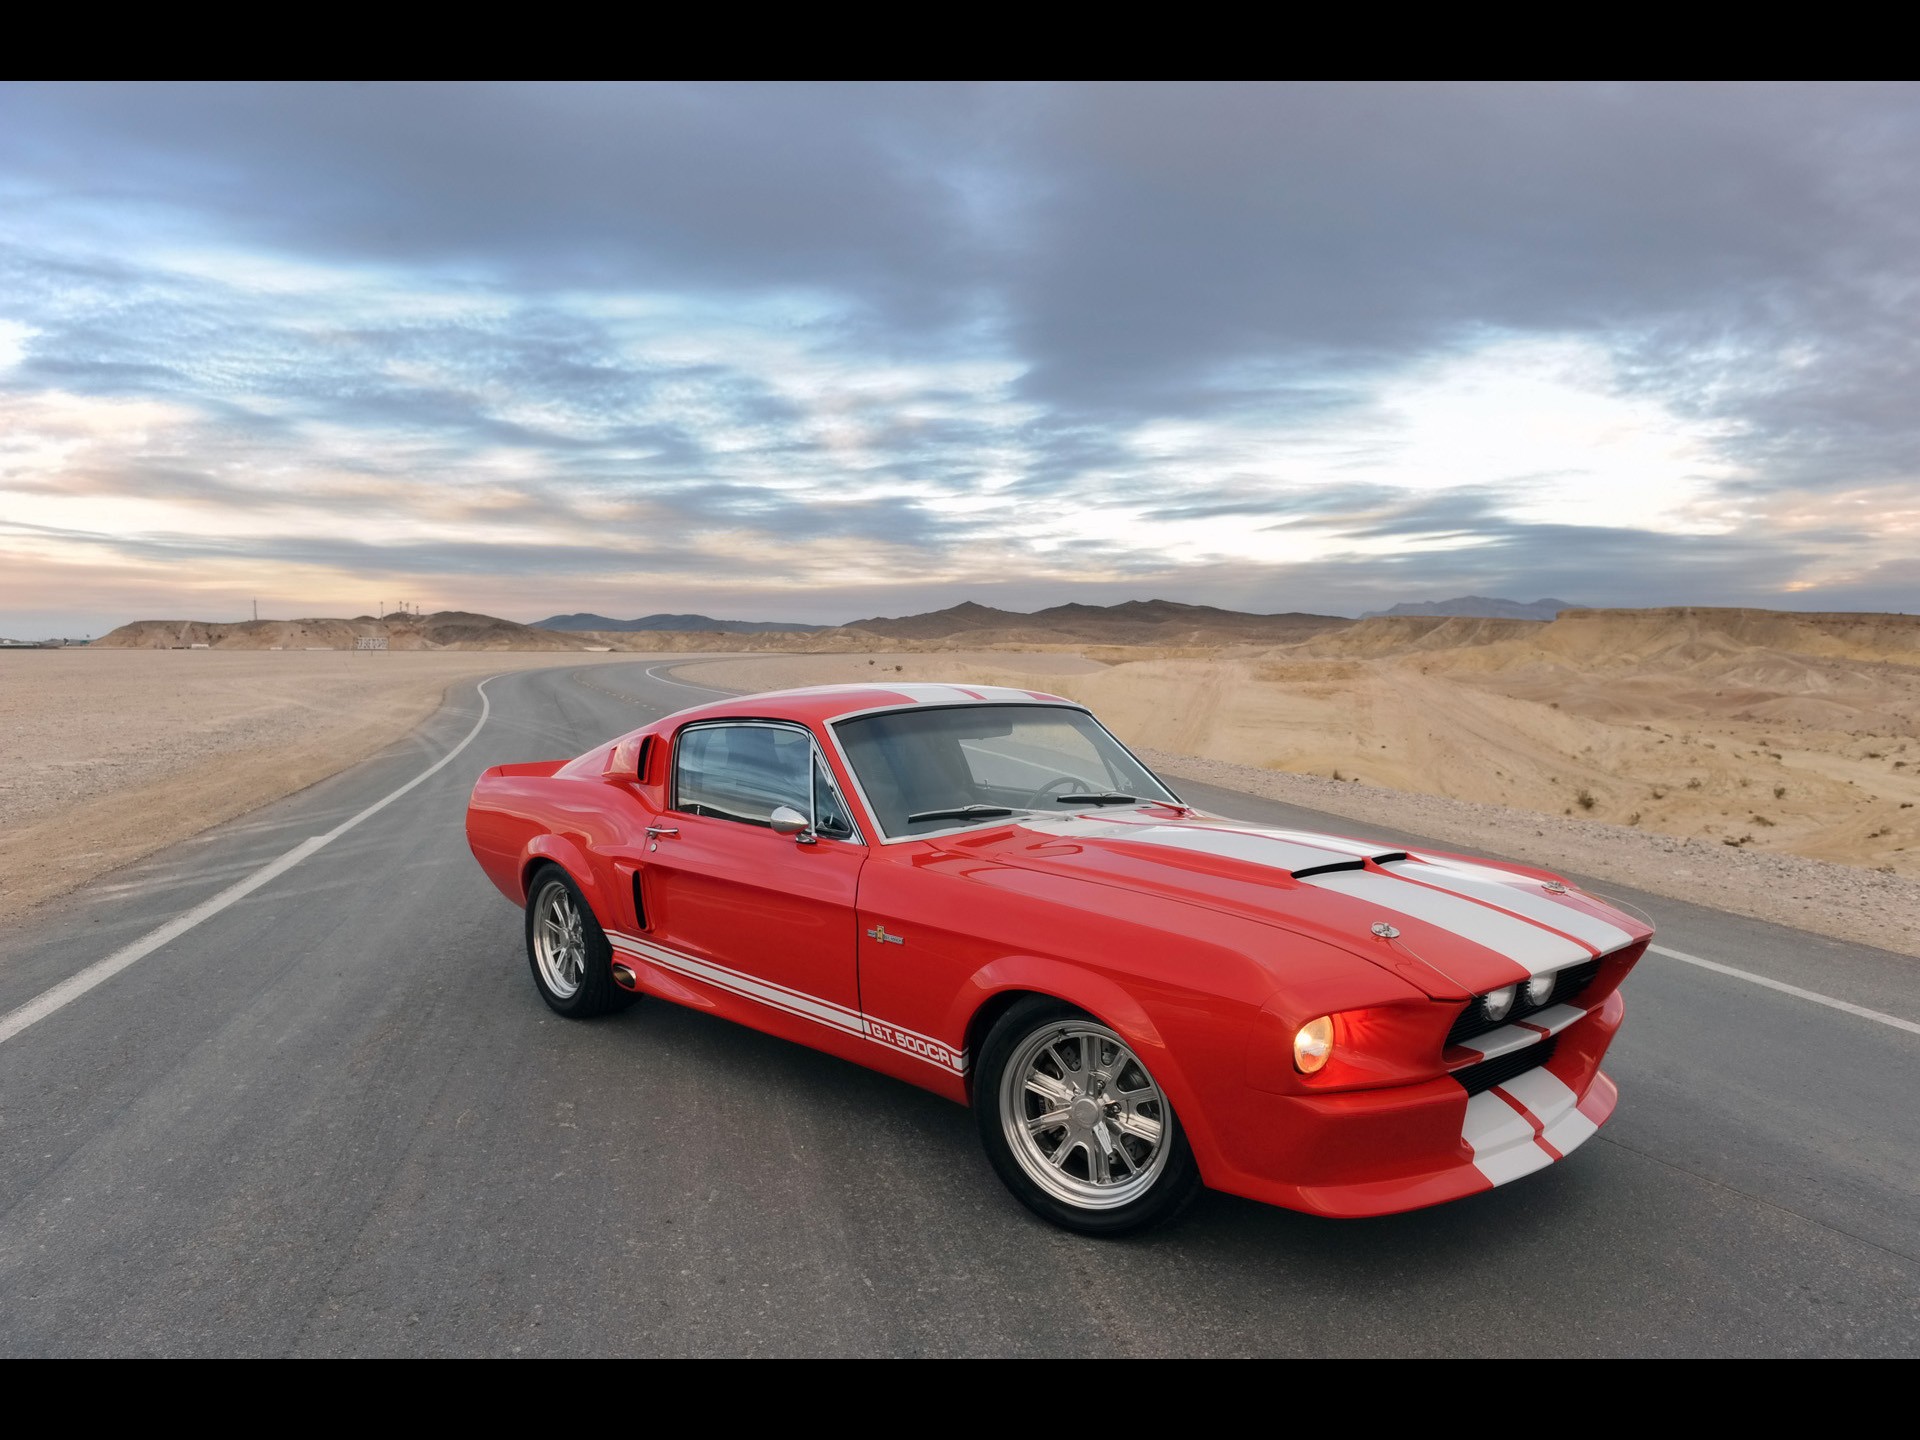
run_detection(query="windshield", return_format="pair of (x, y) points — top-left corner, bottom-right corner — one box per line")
(833, 704), (1179, 838)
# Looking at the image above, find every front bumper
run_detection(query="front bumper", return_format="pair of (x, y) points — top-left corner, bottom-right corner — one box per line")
(1208, 988), (1624, 1218)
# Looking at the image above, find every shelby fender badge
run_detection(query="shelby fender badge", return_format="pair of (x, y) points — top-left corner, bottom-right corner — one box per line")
(866, 925), (905, 945)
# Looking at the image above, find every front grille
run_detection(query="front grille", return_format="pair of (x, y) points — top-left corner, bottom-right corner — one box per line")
(1454, 1036), (1559, 1096)
(1446, 958), (1602, 1047)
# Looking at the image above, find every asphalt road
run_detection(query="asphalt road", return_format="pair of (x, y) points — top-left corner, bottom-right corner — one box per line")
(1, 661), (1914, 1356)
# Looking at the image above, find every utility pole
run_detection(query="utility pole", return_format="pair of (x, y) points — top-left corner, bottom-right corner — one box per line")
(252, 598), (258, 622)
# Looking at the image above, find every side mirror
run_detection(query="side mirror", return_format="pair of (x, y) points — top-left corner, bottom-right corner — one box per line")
(769, 805), (817, 843)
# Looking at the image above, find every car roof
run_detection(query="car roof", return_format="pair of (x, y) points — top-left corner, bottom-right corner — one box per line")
(658, 682), (1081, 729)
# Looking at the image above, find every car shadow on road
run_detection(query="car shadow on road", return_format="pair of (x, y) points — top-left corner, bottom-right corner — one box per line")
(592, 987), (1605, 1264)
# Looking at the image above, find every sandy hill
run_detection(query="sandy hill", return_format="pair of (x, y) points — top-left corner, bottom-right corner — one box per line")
(845, 598), (1348, 646)
(1298, 615), (1545, 656)
(94, 611), (592, 652)
(1514, 607), (1920, 668)
(1362, 595), (1582, 621)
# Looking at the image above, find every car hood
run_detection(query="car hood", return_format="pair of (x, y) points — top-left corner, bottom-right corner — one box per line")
(932, 810), (1651, 1000)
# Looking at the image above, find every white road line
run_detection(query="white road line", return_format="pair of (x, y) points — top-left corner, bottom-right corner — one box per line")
(1651, 944), (1920, 1036)
(644, 663), (729, 694)
(0, 676), (501, 1048)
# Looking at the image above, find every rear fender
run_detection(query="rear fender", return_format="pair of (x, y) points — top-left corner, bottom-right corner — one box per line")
(521, 835), (613, 920)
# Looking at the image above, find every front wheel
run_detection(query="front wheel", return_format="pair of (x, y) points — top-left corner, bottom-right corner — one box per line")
(974, 998), (1201, 1235)
(523, 865), (635, 1018)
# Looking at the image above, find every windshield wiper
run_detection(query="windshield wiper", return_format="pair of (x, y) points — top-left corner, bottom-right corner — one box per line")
(1054, 792), (1149, 806)
(907, 803), (1018, 824)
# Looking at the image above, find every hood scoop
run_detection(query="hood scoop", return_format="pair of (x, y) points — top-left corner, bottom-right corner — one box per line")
(1287, 852), (1408, 879)
(1023, 815), (1411, 879)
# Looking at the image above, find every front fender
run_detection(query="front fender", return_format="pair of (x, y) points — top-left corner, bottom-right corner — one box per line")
(948, 955), (1231, 1185)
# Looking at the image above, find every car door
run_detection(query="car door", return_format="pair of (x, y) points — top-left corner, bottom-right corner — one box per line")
(638, 720), (865, 1023)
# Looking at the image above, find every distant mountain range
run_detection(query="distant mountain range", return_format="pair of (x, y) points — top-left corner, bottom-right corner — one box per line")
(1361, 596), (1585, 622)
(533, 612), (829, 634)
(843, 598), (1347, 645)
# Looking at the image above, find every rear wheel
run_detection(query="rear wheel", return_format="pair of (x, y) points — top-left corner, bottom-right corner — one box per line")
(975, 998), (1200, 1235)
(523, 865), (634, 1018)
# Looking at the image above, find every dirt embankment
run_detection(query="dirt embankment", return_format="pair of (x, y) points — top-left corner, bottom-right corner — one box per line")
(94, 611), (591, 652)
(0, 649), (640, 926)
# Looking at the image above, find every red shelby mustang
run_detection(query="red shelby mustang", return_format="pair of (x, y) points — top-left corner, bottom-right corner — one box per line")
(467, 682), (1650, 1235)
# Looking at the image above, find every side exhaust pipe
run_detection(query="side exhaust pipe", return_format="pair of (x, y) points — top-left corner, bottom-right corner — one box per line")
(611, 963), (638, 990)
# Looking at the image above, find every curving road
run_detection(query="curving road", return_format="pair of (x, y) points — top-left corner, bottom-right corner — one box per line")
(0, 661), (1914, 1356)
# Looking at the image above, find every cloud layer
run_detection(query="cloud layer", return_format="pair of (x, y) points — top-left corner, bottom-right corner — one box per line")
(2, 82), (1917, 635)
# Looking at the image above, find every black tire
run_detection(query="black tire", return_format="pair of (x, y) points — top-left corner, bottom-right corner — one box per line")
(523, 864), (637, 1018)
(974, 996), (1201, 1236)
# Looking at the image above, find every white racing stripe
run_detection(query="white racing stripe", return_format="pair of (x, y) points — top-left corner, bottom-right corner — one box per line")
(1525, 1002), (1589, 1036)
(610, 931), (865, 1035)
(1025, 819), (1355, 873)
(1454, 1003), (1590, 1064)
(1025, 815), (1603, 978)
(1496, 1066), (1580, 1130)
(1384, 858), (1635, 952)
(1454, 1025), (1542, 1062)
(1247, 827), (1400, 858)
(1542, 1101), (1600, 1155)
(609, 927), (967, 1074)
(1461, 1091), (1551, 1185)
(0, 675), (503, 1048)
(879, 682), (1043, 705)
(1650, 944), (1920, 1036)
(1301, 869), (1589, 975)
(1461, 1066), (1600, 1185)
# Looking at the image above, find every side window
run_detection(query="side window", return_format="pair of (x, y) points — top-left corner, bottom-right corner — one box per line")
(674, 724), (812, 827)
(813, 754), (855, 840)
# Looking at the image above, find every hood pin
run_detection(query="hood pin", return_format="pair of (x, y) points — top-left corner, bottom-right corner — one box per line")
(1371, 921), (1400, 939)
(1543, 881), (1569, 894)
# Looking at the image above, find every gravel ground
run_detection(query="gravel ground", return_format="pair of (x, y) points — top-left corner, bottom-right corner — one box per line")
(1140, 746), (1920, 959)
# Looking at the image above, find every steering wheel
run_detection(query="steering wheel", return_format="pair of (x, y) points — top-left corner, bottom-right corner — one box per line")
(1021, 775), (1098, 808)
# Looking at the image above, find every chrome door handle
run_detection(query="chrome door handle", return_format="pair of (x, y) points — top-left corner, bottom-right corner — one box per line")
(645, 826), (679, 839)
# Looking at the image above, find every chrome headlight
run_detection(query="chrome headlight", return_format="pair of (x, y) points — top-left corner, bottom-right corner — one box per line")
(1526, 973), (1556, 1007)
(1482, 985), (1516, 1022)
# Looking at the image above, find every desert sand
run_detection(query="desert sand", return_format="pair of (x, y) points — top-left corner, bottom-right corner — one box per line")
(670, 611), (1920, 957)
(10, 605), (1918, 958)
(0, 648), (642, 925)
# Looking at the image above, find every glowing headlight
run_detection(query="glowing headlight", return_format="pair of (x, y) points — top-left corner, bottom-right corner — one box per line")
(1293, 1016), (1334, 1073)
(1526, 974), (1556, 1007)
(1482, 986), (1516, 1022)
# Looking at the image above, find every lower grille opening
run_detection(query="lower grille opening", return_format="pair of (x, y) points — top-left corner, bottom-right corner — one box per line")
(1454, 1036), (1559, 1097)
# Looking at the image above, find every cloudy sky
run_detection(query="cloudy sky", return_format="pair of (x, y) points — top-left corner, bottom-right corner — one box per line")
(3, 82), (1918, 636)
